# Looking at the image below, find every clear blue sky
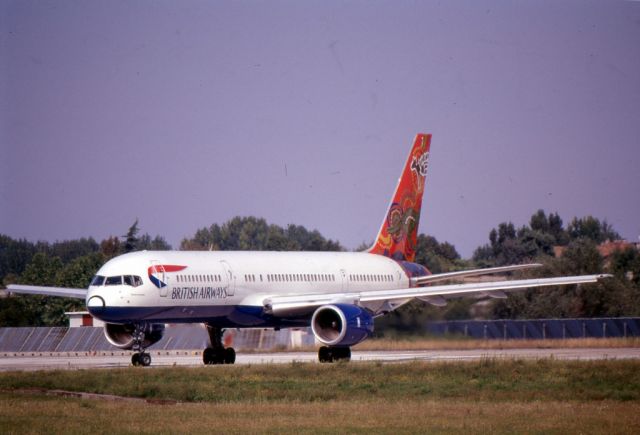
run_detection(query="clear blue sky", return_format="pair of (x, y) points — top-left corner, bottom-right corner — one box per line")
(2, 0), (639, 257)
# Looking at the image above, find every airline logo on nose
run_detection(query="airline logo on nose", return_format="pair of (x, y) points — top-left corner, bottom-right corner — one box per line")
(148, 264), (187, 288)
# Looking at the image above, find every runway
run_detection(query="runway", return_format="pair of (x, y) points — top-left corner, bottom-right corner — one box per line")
(1, 347), (639, 371)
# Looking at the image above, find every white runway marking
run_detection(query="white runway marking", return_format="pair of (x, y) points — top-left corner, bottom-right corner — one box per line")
(1, 348), (639, 371)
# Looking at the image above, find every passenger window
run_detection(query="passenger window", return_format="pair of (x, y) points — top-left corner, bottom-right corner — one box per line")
(105, 276), (122, 286)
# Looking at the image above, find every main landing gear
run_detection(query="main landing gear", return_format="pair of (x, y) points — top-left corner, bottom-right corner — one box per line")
(203, 324), (236, 365)
(131, 323), (152, 367)
(318, 346), (351, 363)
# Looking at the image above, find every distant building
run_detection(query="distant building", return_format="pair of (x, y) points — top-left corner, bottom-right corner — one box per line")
(65, 311), (104, 328)
(554, 239), (638, 261)
(597, 240), (636, 258)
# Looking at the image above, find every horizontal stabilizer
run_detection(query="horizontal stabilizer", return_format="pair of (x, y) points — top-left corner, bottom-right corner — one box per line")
(479, 290), (508, 299)
(411, 263), (543, 286)
(7, 284), (87, 299)
(417, 295), (448, 306)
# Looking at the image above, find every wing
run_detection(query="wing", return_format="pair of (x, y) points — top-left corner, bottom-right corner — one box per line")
(412, 263), (543, 285)
(6, 284), (87, 299)
(264, 274), (611, 316)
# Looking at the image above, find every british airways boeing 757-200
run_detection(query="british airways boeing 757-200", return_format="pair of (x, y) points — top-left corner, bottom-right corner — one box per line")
(8, 134), (610, 366)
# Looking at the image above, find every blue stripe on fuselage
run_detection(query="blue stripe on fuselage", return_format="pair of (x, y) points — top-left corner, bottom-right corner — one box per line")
(88, 304), (309, 328)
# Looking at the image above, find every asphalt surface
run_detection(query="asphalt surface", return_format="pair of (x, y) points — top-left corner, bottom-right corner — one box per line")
(1, 347), (639, 371)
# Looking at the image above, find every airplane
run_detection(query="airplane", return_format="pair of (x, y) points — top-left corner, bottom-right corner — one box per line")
(8, 134), (610, 366)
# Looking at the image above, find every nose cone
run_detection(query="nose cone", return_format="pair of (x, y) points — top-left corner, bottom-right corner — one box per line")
(87, 295), (105, 317)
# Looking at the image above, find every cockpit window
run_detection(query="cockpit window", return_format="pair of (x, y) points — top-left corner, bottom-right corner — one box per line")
(91, 275), (105, 286)
(105, 276), (123, 286)
(123, 275), (143, 287)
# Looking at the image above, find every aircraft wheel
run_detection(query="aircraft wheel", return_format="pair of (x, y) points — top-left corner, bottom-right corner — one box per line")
(139, 352), (152, 367)
(318, 346), (331, 363)
(318, 346), (351, 363)
(224, 347), (236, 364)
(203, 347), (215, 365)
(203, 347), (226, 365)
(131, 352), (141, 366)
(335, 347), (351, 362)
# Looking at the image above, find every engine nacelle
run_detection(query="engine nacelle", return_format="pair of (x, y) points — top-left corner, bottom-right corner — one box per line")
(311, 304), (374, 347)
(103, 323), (165, 350)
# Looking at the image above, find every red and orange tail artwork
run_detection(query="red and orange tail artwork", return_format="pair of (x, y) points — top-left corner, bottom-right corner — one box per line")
(367, 133), (431, 262)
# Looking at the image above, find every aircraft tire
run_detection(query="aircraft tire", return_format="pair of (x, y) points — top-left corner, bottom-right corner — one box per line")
(203, 347), (215, 365)
(224, 347), (236, 364)
(319, 346), (351, 363)
(139, 352), (152, 367)
(131, 353), (140, 366)
(335, 347), (351, 362)
(318, 346), (331, 363)
(203, 347), (226, 365)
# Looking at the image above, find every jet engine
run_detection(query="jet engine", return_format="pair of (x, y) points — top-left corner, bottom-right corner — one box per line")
(104, 323), (165, 350)
(311, 304), (374, 347)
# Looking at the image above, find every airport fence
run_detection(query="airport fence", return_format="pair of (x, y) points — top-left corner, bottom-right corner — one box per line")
(425, 317), (640, 340)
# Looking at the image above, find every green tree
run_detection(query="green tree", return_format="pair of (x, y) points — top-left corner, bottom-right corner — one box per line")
(138, 234), (172, 251)
(56, 253), (106, 288)
(610, 247), (640, 286)
(548, 212), (569, 245)
(0, 235), (37, 284)
(490, 238), (640, 319)
(123, 219), (140, 253)
(1, 252), (102, 327)
(4, 253), (66, 326)
(100, 236), (121, 258)
(51, 238), (100, 264)
(19, 253), (63, 286)
(181, 216), (342, 252)
(474, 211), (573, 267)
(414, 235), (460, 273)
(567, 216), (621, 243)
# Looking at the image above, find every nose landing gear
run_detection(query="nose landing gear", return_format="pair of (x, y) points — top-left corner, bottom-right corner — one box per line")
(130, 323), (152, 367)
(131, 351), (152, 367)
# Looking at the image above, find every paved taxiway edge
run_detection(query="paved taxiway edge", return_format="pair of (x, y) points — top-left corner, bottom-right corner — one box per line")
(1, 348), (640, 371)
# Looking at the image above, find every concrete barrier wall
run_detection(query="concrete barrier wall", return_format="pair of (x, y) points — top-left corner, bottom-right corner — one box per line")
(0, 325), (315, 353)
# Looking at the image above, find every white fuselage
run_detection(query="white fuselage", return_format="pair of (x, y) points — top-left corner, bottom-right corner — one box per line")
(86, 250), (413, 327)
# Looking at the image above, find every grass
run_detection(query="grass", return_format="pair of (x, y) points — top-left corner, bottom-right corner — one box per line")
(1, 359), (639, 433)
(1, 393), (638, 434)
(1, 359), (639, 402)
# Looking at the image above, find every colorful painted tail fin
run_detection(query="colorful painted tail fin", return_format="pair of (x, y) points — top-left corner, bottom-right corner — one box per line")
(367, 134), (431, 262)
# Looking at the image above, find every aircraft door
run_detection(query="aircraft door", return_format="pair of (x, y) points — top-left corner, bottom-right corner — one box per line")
(220, 260), (236, 296)
(150, 261), (169, 297)
(340, 269), (347, 292)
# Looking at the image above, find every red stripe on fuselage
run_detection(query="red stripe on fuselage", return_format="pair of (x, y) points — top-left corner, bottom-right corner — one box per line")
(148, 265), (187, 274)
